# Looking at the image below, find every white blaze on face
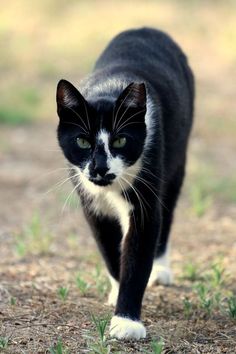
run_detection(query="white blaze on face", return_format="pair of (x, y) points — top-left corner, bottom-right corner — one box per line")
(97, 129), (125, 178)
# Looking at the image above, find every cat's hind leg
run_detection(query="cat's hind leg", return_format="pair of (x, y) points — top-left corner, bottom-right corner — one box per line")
(148, 165), (185, 287)
(148, 246), (173, 286)
(107, 274), (119, 306)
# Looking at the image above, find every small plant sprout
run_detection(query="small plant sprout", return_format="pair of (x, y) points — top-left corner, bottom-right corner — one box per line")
(10, 296), (16, 305)
(49, 339), (69, 354)
(210, 263), (225, 288)
(15, 212), (53, 257)
(190, 183), (212, 217)
(194, 283), (214, 315)
(0, 337), (9, 349)
(183, 297), (193, 319)
(93, 265), (109, 298)
(84, 314), (111, 354)
(182, 262), (201, 282)
(144, 338), (164, 354)
(227, 295), (236, 319)
(75, 273), (90, 296)
(150, 338), (164, 354)
(91, 313), (110, 343)
(57, 286), (69, 301)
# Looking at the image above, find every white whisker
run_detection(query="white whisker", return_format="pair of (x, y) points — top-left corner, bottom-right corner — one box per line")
(115, 109), (146, 133)
(63, 121), (88, 134)
(114, 97), (136, 132)
(83, 100), (91, 130)
(120, 176), (146, 228)
(68, 107), (89, 132)
(61, 179), (82, 214)
(115, 121), (143, 133)
(113, 89), (132, 130)
(44, 172), (79, 196)
(33, 167), (73, 184)
(141, 167), (166, 184)
(125, 172), (167, 210)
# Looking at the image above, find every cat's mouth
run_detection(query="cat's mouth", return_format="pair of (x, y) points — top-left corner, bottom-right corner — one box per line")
(89, 173), (116, 187)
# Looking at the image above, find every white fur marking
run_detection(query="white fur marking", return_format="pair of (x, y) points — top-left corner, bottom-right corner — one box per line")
(107, 275), (119, 306)
(110, 316), (146, 340)
(98, 130), (109, 155)
(148, 248), (173, 287)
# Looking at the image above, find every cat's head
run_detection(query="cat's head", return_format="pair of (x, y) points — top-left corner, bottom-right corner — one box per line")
(56, 79), (147, 188)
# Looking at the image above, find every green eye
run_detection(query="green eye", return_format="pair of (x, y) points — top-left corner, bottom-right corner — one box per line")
(77, 137), (91, 149)
(112, 137), (127, 148)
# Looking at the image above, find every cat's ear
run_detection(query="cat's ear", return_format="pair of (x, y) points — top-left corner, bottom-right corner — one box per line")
(56, 79), (87, 115)
(116, 82), (146, 109)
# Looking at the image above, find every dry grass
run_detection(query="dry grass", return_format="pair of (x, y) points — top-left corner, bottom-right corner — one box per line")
(0, 0), (236, 353)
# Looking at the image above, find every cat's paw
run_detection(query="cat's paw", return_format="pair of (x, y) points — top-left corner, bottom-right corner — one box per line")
(148, 258), (173, 287)
(106, 276), (119, 306)
(109, 315), (146, 340)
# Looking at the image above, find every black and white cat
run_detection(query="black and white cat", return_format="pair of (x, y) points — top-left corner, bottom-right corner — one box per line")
(56, 27), (194, 340)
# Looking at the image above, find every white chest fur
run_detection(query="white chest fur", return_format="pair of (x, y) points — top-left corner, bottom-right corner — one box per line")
(91, 188), (131, 237)
(75, 166), (132, 237)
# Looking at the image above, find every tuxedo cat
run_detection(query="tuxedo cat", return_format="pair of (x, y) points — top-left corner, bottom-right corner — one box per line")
(56, 27), (194, 340)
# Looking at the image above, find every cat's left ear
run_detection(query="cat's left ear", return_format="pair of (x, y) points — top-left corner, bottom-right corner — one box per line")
(116, 82), (146, 109)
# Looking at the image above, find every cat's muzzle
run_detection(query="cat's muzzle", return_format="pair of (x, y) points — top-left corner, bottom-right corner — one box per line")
(89, 173), (116, 186)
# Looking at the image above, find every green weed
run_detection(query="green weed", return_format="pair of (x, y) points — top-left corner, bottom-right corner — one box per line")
(10, 296), (16, 305)
(92, 265), (109, 298)
(149, 339), (164, 354)
(75, 273), (91, 296)
(15, 212), (53, 256)
(182, 263), (202, 282)
(91, 314), (110, 343)
(57, 286), (69, 301)
(209, 263), (225, 288)
(0, 337), (9, 349)
(194, 283), (214, 315)
(49, 339), (70, 354)
(182, 297), (193, 319)
(84, 314), (111, 354)
(189, 183), (212, 217)
(227, 295), (236, 319)
(191, 262), (226, 315)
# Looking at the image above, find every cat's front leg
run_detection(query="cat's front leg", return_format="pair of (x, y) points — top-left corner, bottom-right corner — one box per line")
(109, 209), (161, 340)
(83, 211), (122, 304)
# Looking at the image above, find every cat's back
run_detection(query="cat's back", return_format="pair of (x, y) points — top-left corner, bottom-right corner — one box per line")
(95, 27), (194, 116)
(95, 27), (189, 79)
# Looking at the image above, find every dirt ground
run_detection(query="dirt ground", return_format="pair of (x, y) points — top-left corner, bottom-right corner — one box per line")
(0, 118), (236, 354)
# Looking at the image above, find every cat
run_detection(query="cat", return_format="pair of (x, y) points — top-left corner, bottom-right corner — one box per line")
(56, 27), (194, 340)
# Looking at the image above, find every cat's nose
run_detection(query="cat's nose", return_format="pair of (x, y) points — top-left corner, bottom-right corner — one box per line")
(93, 154), (109, 177)
(93, 160), (109, 177)
(95, 166), (109, 177)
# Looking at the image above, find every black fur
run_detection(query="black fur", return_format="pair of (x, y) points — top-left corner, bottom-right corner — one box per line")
(57, 28), (194, 328)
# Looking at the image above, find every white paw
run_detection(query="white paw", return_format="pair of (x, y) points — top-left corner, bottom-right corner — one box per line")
(106, 275), (119, 306)
(109, 315), (146, 340)
(148, 253), (173, 287)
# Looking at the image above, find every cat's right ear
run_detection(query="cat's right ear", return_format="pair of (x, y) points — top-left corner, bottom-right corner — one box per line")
(56, 79), (87, 116)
